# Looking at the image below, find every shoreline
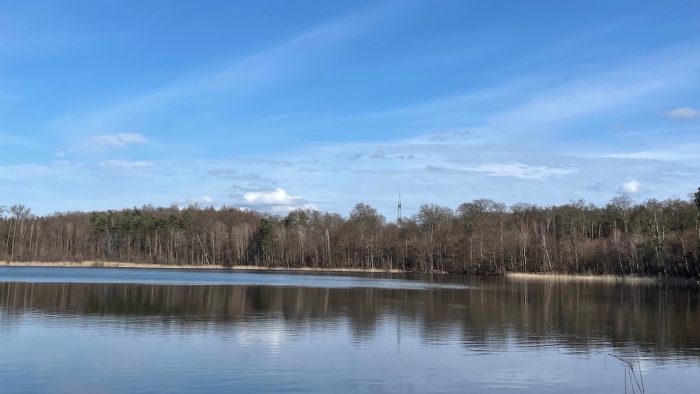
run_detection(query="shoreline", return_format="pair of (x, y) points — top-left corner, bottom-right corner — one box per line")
(1, 262), (697, 284)
(0, 261), (406, 274)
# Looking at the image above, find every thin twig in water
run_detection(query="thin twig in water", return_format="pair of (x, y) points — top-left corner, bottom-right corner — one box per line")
(637, 356), (645, 393)
(606, 354), (645, 394)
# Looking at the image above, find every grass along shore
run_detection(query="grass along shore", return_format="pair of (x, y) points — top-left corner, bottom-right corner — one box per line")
(505, 271), (700, 285)
(505, 272), (657, 283)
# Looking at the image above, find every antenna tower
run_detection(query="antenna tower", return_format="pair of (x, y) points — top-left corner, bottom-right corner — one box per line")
(397, 194), (402, 222)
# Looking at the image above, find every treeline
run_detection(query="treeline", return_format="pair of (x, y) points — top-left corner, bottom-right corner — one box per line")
(2, 190), (700, 277)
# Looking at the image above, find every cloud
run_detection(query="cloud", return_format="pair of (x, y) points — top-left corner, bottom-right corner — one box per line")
(87, 133), (147, 149)
(429, 129), (474, 142)
(428, 162), (576, 181)
(602, 150), (694, 161)
(603, 151), (670, 160)
(48, 4), (405, 135)
(243, 188), (299, 206)
(240, 188), (316, 213)
(101, 160), (152, 170)
(0, 161), (79, 180)
(174, 195), (215, 208)
(207, 168), (278, 185)
(477, 77), (667, 139)
(370, 149), (386, 159)
(472, 163), (576, 180)
(191, 195), (214, 206)
(8, 30), (700, 216)
(620, 180), (640, 194)
(504, 43), (700, 131)
(601, 140), (700, 163)
(340, 42), (700, 145)
(663, 107), (699, 120)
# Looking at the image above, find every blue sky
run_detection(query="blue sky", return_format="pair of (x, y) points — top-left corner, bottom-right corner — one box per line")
(1, 0), (700, 217)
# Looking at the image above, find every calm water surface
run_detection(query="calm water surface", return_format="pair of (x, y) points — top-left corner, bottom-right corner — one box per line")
(0, 267), (698, 393)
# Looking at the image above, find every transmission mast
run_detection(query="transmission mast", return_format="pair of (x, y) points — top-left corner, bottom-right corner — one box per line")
(397, 194), (402, 223)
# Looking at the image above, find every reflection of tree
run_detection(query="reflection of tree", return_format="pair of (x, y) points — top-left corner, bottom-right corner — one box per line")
(0, 280), (698, 358)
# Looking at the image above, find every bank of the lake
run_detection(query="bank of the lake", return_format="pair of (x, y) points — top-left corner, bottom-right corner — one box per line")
(3, 261), (699, 285)
(0, 260), (405, 274)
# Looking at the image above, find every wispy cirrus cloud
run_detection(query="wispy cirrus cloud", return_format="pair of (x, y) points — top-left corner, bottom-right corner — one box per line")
(100, 160), (153, 170)
(48, 3), (408, 136)
(174, 195), (215, 208)
(428, 163), (577, 181)
(86, 133), (147, 150)
(333, 41), (700, 145)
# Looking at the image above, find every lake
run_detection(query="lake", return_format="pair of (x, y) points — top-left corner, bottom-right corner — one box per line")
(0, 267), (698, 393)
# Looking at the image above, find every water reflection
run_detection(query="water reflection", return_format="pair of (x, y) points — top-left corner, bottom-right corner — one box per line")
(1, 278), (698, 359)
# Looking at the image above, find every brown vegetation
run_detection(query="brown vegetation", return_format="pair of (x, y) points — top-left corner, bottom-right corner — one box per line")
(2, 190), (700, 277)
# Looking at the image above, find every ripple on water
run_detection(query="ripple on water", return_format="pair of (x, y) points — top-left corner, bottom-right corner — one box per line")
(0, 270), (699, 393)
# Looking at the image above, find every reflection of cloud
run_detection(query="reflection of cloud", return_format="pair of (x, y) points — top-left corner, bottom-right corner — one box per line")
(236, 321), (285, 354)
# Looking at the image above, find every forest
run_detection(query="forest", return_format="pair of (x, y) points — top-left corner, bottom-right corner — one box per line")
(1, 190), (700, 277)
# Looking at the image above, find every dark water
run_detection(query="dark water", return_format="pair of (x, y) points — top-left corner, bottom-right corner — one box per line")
(0, 267), (698, 393)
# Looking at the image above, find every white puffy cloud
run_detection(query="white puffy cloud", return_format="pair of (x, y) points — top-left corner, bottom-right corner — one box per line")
(663, 107), (699, 120)
(244, 188), (298, 205)
(241, 188), (316, 213)
(620, 180), (640, 194)
(87, 133), (147, 149)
